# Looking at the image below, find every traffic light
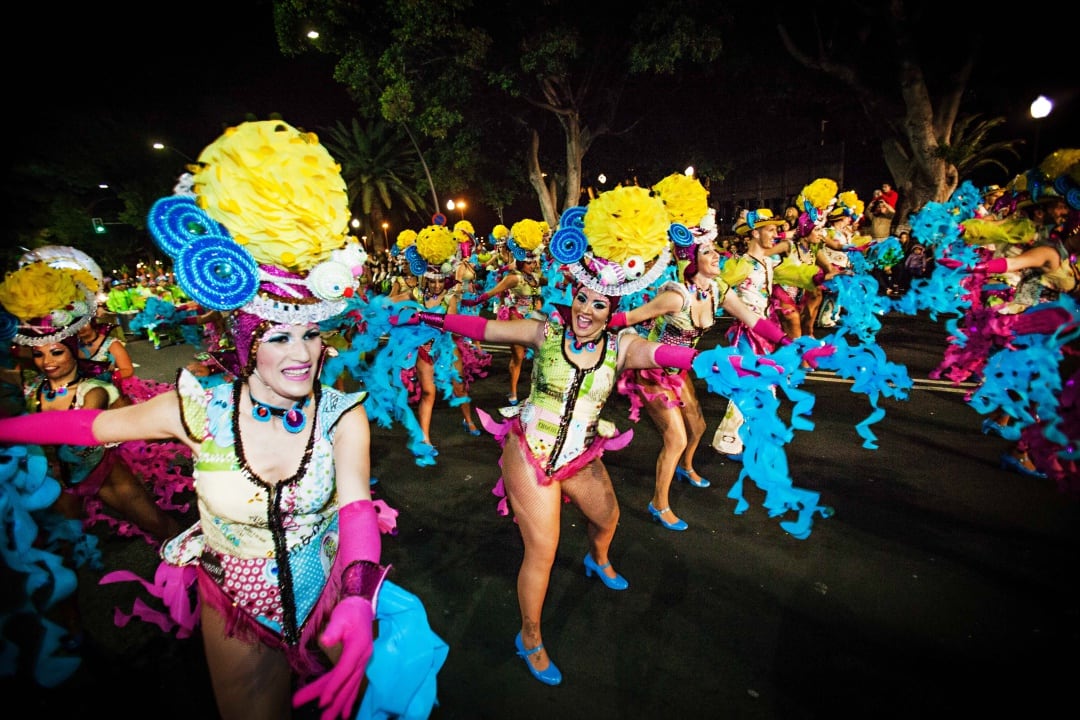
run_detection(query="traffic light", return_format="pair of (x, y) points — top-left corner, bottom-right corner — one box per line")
(92, 217), (107, 234)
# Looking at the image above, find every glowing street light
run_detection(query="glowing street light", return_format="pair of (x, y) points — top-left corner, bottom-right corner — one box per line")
(151, 142), (195, 162)
(446, 199), (466, 221)
(381, 221), (389, 248)
(1029, 95), (1053, 164)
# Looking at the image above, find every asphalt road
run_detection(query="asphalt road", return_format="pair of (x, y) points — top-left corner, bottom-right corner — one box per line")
(12, 312), (1080, 719)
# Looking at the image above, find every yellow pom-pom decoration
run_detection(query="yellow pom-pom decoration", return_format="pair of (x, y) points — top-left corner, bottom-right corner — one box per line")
(962, 216), (1038, 246)
(510, 219), (544, 251)
(453, 220), (475, 243)
(720, 255), (753, 289)
(193, 120), (352, 273)
(396, 229), (418, 250)
(651, 173), (709, 226)
(1039, 148), (1080, 180)
(772, 256), (821, 290)
(416, 224), (458, 265)
(797, 178), (838, 214)
(491, 224), (509, 241)
(0, 262), (84, 321)
(582, 186), (671, 264)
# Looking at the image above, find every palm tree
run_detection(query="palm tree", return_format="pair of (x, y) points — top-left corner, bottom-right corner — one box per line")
(932, 113), (1023, 186)
(321, 118), (428, 252)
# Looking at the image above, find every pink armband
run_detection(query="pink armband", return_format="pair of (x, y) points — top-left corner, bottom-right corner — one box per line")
(0, 409), (102, 446)
(607, 312), (629, 330)
(653, 343), (698, 371)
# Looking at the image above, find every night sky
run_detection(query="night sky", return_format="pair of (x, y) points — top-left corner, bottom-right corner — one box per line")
(9, 2), (1074, 209)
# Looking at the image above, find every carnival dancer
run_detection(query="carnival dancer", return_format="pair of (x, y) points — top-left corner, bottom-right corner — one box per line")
(0, 119), (446, 720)
(401, 220), (488, 452)
(393, 186), (716, 686)
(461, 218), (546, 405)
(938, 161), (1078, 481)
(711, 208), (794, 460)
(616, 174), (795, 531)
(774, 179), (840, 339)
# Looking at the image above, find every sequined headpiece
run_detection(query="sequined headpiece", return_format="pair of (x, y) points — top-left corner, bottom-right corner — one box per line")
(548, 185), (674, 296)
(146, 120), (366, 372)
(0, 247), (102, 346)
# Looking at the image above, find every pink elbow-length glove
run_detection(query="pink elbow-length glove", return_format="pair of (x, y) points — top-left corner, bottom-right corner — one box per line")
(398, 312), (489, 341)
(292, 499), (390, 720)
(0, 409), (102, 446)
(751, 317), (792, 346)
(653, 343), (699, 371)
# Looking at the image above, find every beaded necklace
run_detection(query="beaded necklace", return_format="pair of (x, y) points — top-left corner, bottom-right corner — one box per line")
(249, 390), (311, 434)
(41, 373), (81, 402)
(565, 327), (602, 354)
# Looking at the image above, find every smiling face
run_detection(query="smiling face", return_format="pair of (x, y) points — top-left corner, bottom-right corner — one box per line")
(32, 341), (78, 383)
(694, 242), (722, 279)
(570, 286), (612, 339)
(251, 323), (322, 403)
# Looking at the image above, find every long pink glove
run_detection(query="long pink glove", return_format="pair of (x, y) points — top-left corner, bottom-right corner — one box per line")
(751, 317), (792, 346)
(0, 409), (102, 446)
(653, 343), (698, 371)
(974, 257), (1009, 274)
(413, 312), (488, 340)
(292, 500), (389, 720)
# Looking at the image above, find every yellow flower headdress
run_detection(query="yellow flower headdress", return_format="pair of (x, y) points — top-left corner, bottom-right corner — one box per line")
(146, 119), (365, 323)
(0, 260), (97, 346)
(548, 185), (674, 296)
(508, 218), (545, 261)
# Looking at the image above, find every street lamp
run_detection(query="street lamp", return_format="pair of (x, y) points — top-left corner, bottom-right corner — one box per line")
(446, 199), (466, 222)
(151, 142), (196, 163)
(381, 221), (389, 250)
(1029, 95), (1053, 165)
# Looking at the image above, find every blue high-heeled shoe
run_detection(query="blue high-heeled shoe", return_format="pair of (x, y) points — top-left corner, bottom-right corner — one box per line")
(583, 553), (629, 590)
(1000, 453), (1047, 479)
(462, 420), (481, 436)
(674, 465), (710, 488)
(514, 632), (562, 686)
(648, 502), (688, 531)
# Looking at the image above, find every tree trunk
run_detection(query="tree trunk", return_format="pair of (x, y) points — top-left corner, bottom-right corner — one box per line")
(527, 130), (558, 227)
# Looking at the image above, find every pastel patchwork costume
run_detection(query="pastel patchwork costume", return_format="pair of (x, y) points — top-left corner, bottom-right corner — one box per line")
(481, 311), (632, 504)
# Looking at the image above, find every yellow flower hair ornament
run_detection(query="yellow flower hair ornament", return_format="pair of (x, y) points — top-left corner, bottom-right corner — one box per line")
(549, 185), (675, 296)
(489, 224), (510, 246)
(508, 219), (545, 261)
(652, 172), (710, 227)
(0, 261), (97, 345)
(146, 119), (364, 319)
(414, 223), (458, 277)
(797, 178), (838, 225)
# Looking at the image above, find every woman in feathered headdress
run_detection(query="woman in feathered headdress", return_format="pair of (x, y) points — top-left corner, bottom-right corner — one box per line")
(0, 120), (445, 720)
(391, 184), (716, 686)
(460, 217), (546, 405)
(396, 219), (488, 457)
(613, 173), (797, 532)
(0, 253), (185, 668)
(773, 178), (839, 339)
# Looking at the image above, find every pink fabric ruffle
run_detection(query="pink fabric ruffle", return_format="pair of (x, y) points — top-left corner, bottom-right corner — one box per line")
(476, 408), (633, 517)
(616, 367), (686, 422)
